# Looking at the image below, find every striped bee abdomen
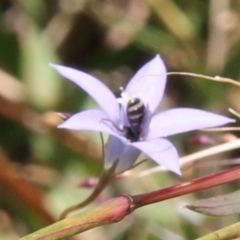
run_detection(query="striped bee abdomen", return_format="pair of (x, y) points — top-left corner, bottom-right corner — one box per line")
(125, 97), (145, 141)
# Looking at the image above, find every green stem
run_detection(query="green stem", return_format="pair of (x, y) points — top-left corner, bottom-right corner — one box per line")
(195, 221), (240, 240)
(20, 166), (240, 239)
(19, 195), (132, 240)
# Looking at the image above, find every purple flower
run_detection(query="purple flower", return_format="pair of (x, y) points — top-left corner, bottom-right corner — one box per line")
(51, 55), (234, 175)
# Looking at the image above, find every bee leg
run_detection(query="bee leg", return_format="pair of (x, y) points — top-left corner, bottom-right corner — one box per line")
(100, 118), (124, 133)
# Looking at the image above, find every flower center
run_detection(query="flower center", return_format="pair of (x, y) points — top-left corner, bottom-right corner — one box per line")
(117, 89), (147, 142)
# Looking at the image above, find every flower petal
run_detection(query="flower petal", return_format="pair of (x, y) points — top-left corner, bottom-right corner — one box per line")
(58, 109), (121, 138)
(125, 55), (167, 113)
(104, 135), (140, 173)
(147, 108), (235, 139)
(132, 138), (181, 175)
(51, 64), (119, 121)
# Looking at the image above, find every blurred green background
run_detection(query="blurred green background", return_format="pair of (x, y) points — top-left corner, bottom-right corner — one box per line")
(0, 0), (240, 239)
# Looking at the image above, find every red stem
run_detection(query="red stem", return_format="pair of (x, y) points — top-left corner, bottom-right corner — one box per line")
(131, 166), (240, 209)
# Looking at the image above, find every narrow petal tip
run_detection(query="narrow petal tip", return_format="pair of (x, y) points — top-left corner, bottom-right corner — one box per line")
(57, 122), (67, 129)
(132, 139), (181, 175)
(49, 63), (59, 68)
(172, 166), (182, 176)
(51, 63), (120, 120)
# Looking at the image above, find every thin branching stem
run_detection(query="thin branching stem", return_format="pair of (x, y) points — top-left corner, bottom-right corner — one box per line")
(167, 72), (240, 88)
(59, 161), (118, 219)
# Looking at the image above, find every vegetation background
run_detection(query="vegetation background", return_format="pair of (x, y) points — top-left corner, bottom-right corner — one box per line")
(0, 0), (240, 239)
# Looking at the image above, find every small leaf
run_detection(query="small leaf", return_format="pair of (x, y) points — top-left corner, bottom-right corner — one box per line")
(185, 190), (240, 216)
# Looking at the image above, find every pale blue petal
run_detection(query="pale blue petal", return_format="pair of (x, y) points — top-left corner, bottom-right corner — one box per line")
(51, 64), (119, 121)
(147, 108), (235, 140)
(104, 135), (125, 169)
(132, 138), (181, 175)
(104, 135), (140, 173)
(58, 109), (121, 138)
(125, 55), (167, 113)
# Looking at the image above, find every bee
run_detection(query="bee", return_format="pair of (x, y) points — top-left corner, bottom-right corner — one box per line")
(125, 97), (145, 142)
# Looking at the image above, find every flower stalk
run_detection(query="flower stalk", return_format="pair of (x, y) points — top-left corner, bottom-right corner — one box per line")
(20, 166), (240, 240)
